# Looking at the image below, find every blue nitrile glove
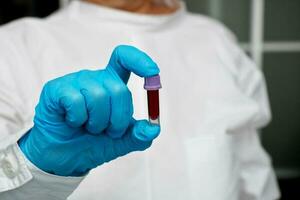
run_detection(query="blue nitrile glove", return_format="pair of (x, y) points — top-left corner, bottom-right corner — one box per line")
(19, 45), (160, 176)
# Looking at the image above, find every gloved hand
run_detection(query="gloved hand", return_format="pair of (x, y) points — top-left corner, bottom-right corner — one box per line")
(19, 45), (160, 176)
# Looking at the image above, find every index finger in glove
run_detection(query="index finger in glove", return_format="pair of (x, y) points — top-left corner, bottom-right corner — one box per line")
(106, 45), (160, 83)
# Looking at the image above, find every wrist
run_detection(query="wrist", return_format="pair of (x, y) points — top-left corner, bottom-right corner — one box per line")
(18, 129), (88, 177)
(18, 130), (31, 159)
(18, 130), (36, 167)
(18, 130), (49, 175)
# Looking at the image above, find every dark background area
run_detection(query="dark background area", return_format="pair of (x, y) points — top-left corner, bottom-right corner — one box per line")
(0, 0), (58, 24)
(1, 0), (299, 199)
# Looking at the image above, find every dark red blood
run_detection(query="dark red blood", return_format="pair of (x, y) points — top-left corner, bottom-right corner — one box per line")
(147, 90), (159, 120)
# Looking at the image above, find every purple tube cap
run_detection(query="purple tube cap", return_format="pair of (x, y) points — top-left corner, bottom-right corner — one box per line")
(144, 75), (162, 90)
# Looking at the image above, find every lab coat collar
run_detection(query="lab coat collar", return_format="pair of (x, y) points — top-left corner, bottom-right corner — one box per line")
(65, 0), (187, 30)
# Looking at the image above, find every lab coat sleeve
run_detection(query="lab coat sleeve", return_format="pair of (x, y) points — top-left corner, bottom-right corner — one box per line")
(215, 26), (272, 131)
(234, 48), (271, 129)
(0, 26), (84, 199)
(0, 144), (84, 200)
(234, 52), (280, 200)
(216, 27), (280, 199)
(0, 28), (34, 193)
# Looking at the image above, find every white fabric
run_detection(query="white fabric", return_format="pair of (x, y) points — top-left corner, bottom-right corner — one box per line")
(0, 144), (84, 199)
(0, 1), (280, 199)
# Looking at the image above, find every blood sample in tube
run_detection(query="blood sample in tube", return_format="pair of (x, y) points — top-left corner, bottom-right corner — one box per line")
(147, 90), (160, 123)
(144, 75), (162, 125)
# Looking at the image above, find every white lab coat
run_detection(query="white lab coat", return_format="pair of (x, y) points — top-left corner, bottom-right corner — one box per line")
(0, 1), (280, 200)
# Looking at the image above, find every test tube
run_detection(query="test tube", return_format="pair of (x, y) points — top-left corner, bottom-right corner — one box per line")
(144, 75), (162, 125)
